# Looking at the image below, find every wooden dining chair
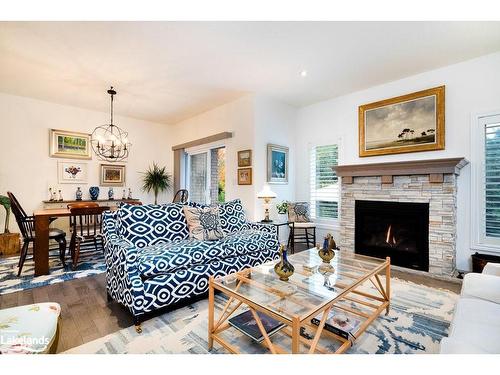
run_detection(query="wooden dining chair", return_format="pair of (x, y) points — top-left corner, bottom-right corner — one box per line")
(172, 189), (189, 204)
(67, 203), (110, 270)
(7, 191), (67, 276)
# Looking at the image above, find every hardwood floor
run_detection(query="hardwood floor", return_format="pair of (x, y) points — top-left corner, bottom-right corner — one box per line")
(0, 273), (133, 352)
(0, 248), (462, 353)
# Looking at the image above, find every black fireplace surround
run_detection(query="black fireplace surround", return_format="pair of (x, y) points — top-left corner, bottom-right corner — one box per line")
(355, 200), (429, 272)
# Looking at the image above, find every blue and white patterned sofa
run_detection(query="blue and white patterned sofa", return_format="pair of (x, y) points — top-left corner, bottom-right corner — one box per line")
(102, 199), (279, 326)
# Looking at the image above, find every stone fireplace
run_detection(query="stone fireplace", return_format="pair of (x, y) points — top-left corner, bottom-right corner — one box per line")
(334, 158), (468, 277)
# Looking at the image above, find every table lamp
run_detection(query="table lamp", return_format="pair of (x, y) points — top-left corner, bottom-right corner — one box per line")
(257, 184), (277, 222)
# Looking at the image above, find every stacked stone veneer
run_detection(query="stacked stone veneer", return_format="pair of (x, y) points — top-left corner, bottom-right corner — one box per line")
(340, 174), (457, 276)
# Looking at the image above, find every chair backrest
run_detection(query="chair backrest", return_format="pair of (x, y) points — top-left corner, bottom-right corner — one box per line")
(68, 204), (110, 239)
(173, 189), (189, 204)
(7, 191), (33, 240)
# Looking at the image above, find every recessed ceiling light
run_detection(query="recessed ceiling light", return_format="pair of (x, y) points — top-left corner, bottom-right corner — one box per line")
(300, 70), (308, 77)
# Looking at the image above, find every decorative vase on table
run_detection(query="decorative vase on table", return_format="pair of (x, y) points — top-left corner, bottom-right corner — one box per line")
(274, 245), (295, 281)
(89, 186), (100, 201)
(318, 233), (337, 263)
(75, 187), (83, 201)
(108, 188), (114, 200)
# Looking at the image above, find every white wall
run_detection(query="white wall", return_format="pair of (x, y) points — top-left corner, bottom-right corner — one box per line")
(171, 95), (296, 225)
(253, 96), (296, 222)
(171, 95), (256, 218)
(295, 51), (500, 271)
(0, 92), (173, 233)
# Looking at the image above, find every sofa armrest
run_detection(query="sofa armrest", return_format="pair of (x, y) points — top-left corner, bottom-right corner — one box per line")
(483, 262), (500, 277)
(461, 272), (500, 304)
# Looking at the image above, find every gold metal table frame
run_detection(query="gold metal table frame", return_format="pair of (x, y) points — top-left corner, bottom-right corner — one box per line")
(208, 249), (391, 354)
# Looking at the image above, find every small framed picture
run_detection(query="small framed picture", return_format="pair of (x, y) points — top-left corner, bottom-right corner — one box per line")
(238, 149), (252, 167)
(50, 129), (92, 159)
(100, 164), (126, 186)
(238, 168), (252, 185)
(267, 144), (289, 184)
(58, 161), (88, 184)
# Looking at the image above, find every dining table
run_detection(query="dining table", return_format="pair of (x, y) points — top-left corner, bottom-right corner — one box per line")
(33, 208), (72, 276)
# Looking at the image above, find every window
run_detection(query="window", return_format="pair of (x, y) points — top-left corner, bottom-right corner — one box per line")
(310, 144), (339, 222)
(184, 145), (226, 205)
(472, 112), (500, 252)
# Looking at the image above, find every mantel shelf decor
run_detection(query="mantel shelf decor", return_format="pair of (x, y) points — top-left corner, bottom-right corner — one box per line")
(91, 86), (132, 162)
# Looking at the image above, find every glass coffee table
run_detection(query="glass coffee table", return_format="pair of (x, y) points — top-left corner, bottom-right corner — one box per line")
(208, 248), (390, 354)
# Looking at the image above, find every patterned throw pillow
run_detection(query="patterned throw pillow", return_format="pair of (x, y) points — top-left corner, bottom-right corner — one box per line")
(183, 205), (224, 241)
(118, 203), (190, 248)
(217, 199), (247, 235)
(288, 202), (311, 223)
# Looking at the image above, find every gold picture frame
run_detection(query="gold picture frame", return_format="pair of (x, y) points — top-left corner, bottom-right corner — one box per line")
(238, 149), (252, 167)
(50, 129), (92, 159)
(359, 86), (445, 157)
(237, 168), (252, 185)
(100, 164), (126, 187)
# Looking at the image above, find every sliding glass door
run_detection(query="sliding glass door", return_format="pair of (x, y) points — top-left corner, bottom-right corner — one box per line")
(188, 151), (209, 204)
(185, 146), (226, 205)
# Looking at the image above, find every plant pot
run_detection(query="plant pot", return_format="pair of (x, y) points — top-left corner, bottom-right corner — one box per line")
(0, 232), (20, 256)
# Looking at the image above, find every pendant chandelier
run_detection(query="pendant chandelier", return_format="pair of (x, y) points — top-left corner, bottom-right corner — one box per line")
(91, 86), (131, 162)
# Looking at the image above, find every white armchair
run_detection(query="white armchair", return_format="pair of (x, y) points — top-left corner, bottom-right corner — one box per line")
(440, 262), (500, 354)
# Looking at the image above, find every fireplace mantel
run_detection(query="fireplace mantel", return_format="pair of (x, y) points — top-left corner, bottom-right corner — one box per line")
(334, 157), (468, 184)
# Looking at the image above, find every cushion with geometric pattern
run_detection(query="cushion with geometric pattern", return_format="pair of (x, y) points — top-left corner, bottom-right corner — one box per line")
(118, 203), (190, 248)
(217, 199), (247, 235)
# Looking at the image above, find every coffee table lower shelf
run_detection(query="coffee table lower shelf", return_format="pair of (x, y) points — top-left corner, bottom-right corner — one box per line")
(208, 257), (391, 354)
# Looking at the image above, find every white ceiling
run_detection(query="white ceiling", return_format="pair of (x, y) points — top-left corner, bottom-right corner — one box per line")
(1, 21), (500, 124)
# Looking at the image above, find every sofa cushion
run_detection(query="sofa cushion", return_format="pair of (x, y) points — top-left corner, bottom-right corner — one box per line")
(461, 272), (500, 304)
(446, 297), (500, 353)
(218, 199), (247, 235)
(183, 205), (224, 241)
(137, 239), (225, 278)
(118, 203), (189, 248)
(217, 229), (279, 257)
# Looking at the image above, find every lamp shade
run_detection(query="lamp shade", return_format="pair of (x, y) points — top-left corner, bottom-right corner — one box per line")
(257, 184), (277, 199)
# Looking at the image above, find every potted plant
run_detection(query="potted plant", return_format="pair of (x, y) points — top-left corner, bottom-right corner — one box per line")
(141, 163), (173, 204)
(0, 195), (20, 256)
(0, 195), (11, 233)
(276, 200), (289, 223)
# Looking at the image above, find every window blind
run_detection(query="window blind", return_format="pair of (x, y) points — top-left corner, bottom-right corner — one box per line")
(485, 121), (500, 238)
(310, 144), (339, 220)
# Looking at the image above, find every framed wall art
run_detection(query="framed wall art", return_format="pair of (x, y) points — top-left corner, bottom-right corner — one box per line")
(50, 129), (92, 159)
(267, 144), (289, 184)
(58, 161), (88, 184)
(237, 168), (252, 185)
(238, 149), (252, 167)
(358, 86), (445, 157)
(100, 164), (126, 186)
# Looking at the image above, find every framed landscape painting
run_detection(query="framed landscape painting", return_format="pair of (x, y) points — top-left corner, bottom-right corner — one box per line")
(358, 86), (445, 157)
(100, 164), (126, 186)
(238, 149), (252, 167)
(50, 129), (92, 159)
(267, 144), (289, 184)
(58, 161), (88, 184)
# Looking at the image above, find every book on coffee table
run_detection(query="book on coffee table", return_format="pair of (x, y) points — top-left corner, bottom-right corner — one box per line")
(228, 310), (285, 343)
(311, 307), (362, 340)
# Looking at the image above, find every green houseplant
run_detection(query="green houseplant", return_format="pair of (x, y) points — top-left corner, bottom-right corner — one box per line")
(0, 195), (11, 234)
(141, 163), (172, 204)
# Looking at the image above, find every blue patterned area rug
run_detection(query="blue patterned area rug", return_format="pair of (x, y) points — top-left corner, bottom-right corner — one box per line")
(0, 244), (106, 296)
(65, 277), (458, 354)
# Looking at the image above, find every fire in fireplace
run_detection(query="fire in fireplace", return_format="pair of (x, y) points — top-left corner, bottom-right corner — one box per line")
(355, 200), (429, 271)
